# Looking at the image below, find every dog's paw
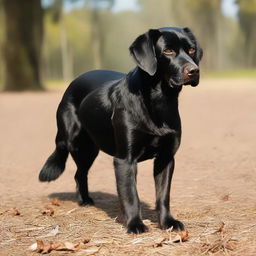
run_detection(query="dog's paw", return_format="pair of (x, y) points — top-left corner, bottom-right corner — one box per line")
(127, 218), (148, 234)
(160, 217), (185, 231)
(79, 197), (94, 206)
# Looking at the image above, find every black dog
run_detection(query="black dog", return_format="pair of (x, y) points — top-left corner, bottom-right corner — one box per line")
(39, 27), (203, 234)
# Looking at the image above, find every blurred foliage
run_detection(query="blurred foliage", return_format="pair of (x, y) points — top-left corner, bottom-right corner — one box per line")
(1, 0), (256, 89)
(236, 0), (256, 67)
(0, 2), (4, 86)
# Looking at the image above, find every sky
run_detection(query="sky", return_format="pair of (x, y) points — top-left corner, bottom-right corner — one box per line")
(49, 0), (239, 18)
(113, 0), (238, 17)
(221, 0), (239, 17)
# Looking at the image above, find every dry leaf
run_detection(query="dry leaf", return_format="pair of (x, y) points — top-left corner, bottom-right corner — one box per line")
(29, 240), (45, 253)
(29, 240), (78, 253)
(53, 242), (77, 251)
(216, 222), (225, 233)
(51, 199), (61, 206)
(12, 208), (21, 216)
(64, 241), (75, 250)
(180, 230), (189, 242)
(41, 242), (53, 254)
(29, 242), (38, 251)
(42, 206), (54, 216)
(221, 194), (230, 201)
(172, 230), (189, 243)
(83, 238), (91, 244)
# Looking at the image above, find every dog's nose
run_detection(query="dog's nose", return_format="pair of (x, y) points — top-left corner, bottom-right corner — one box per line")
(188, 67), (199, 77)
(184, 65), (199, 80)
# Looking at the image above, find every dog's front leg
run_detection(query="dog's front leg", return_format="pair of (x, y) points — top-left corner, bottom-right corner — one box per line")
(154, 156), (185, 231)
(112, 108), (148, 234)
(114, 158), (148, 234)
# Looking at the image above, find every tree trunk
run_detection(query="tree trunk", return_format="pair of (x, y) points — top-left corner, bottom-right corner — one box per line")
(91, 8), (102, 69)
(2, 0), (43, 91)
(60, 15), (73, 82)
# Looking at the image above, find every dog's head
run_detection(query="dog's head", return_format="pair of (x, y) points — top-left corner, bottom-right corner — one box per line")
(129, 27), (203, 88)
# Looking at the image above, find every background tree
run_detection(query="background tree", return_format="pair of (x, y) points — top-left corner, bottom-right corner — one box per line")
(48, 0), (74, 82)
(236, 0), (256, 67)
(2, 0), (43, 91)
(87, 0), (115, 69)
(0, 1), (4, 86)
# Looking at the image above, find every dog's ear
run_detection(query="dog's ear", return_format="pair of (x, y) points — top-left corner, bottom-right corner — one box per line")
(129, 29), (161, 76)
(183, 27), (203, 62)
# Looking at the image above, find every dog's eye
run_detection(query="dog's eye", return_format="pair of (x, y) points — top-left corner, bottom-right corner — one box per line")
(188, 48), (196, 55)
(163, 49), (176, 56)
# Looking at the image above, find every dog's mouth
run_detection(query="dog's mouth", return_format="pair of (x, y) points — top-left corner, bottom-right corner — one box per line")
(169, 79), (199, 88)
(170, 75), (200, 88)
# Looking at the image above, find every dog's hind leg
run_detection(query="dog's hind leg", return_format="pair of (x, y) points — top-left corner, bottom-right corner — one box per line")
(70, 131), (99, 206)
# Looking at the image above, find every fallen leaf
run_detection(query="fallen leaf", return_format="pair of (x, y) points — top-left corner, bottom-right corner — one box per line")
(64, 241), (75, 250)
(12, 208), (21, 216)
(180, 230), (189, 242)
(83, 238), (91, 244)
(42, 206), (54, 216)
(172, 230), (189, 243)
(74, 242), (81, 248)
(51, 199), (61, 206)
(41, 242), (53, 254)
(216, 222), (225, 233)
(29, 240), (45, 253)
(221, 194), (230, 201)
(28, 242), (38, 251)
(29, 240), (78, 253)
(36, 240), (45, 253)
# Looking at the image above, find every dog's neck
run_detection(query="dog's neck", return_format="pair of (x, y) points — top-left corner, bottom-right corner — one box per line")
(121, 67), (181, 132)
(127, 67), (182, 98)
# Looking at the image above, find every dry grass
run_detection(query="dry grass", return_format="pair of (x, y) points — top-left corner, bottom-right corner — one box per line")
(1, 196), (256, 256)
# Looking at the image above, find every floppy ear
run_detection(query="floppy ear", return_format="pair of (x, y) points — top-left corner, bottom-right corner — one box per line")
(183, 27), (203, 62)
(129, 29), (161, 76)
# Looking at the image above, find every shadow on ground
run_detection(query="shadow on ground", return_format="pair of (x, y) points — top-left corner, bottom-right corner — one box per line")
(49, 191), (158, 223)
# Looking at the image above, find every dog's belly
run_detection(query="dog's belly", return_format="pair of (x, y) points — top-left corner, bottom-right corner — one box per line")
(79, 87), (116, 156)
(138, 146), (158, 162)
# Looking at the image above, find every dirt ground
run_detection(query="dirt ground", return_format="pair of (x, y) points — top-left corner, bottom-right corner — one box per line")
(0, 78), (256, 256)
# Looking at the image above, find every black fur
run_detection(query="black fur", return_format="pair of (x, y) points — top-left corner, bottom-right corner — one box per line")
(39, 27), (203, 234)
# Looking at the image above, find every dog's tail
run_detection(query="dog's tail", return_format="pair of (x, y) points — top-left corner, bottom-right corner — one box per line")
(39, 101), (81, 182)
(39, 132), (69, 182)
